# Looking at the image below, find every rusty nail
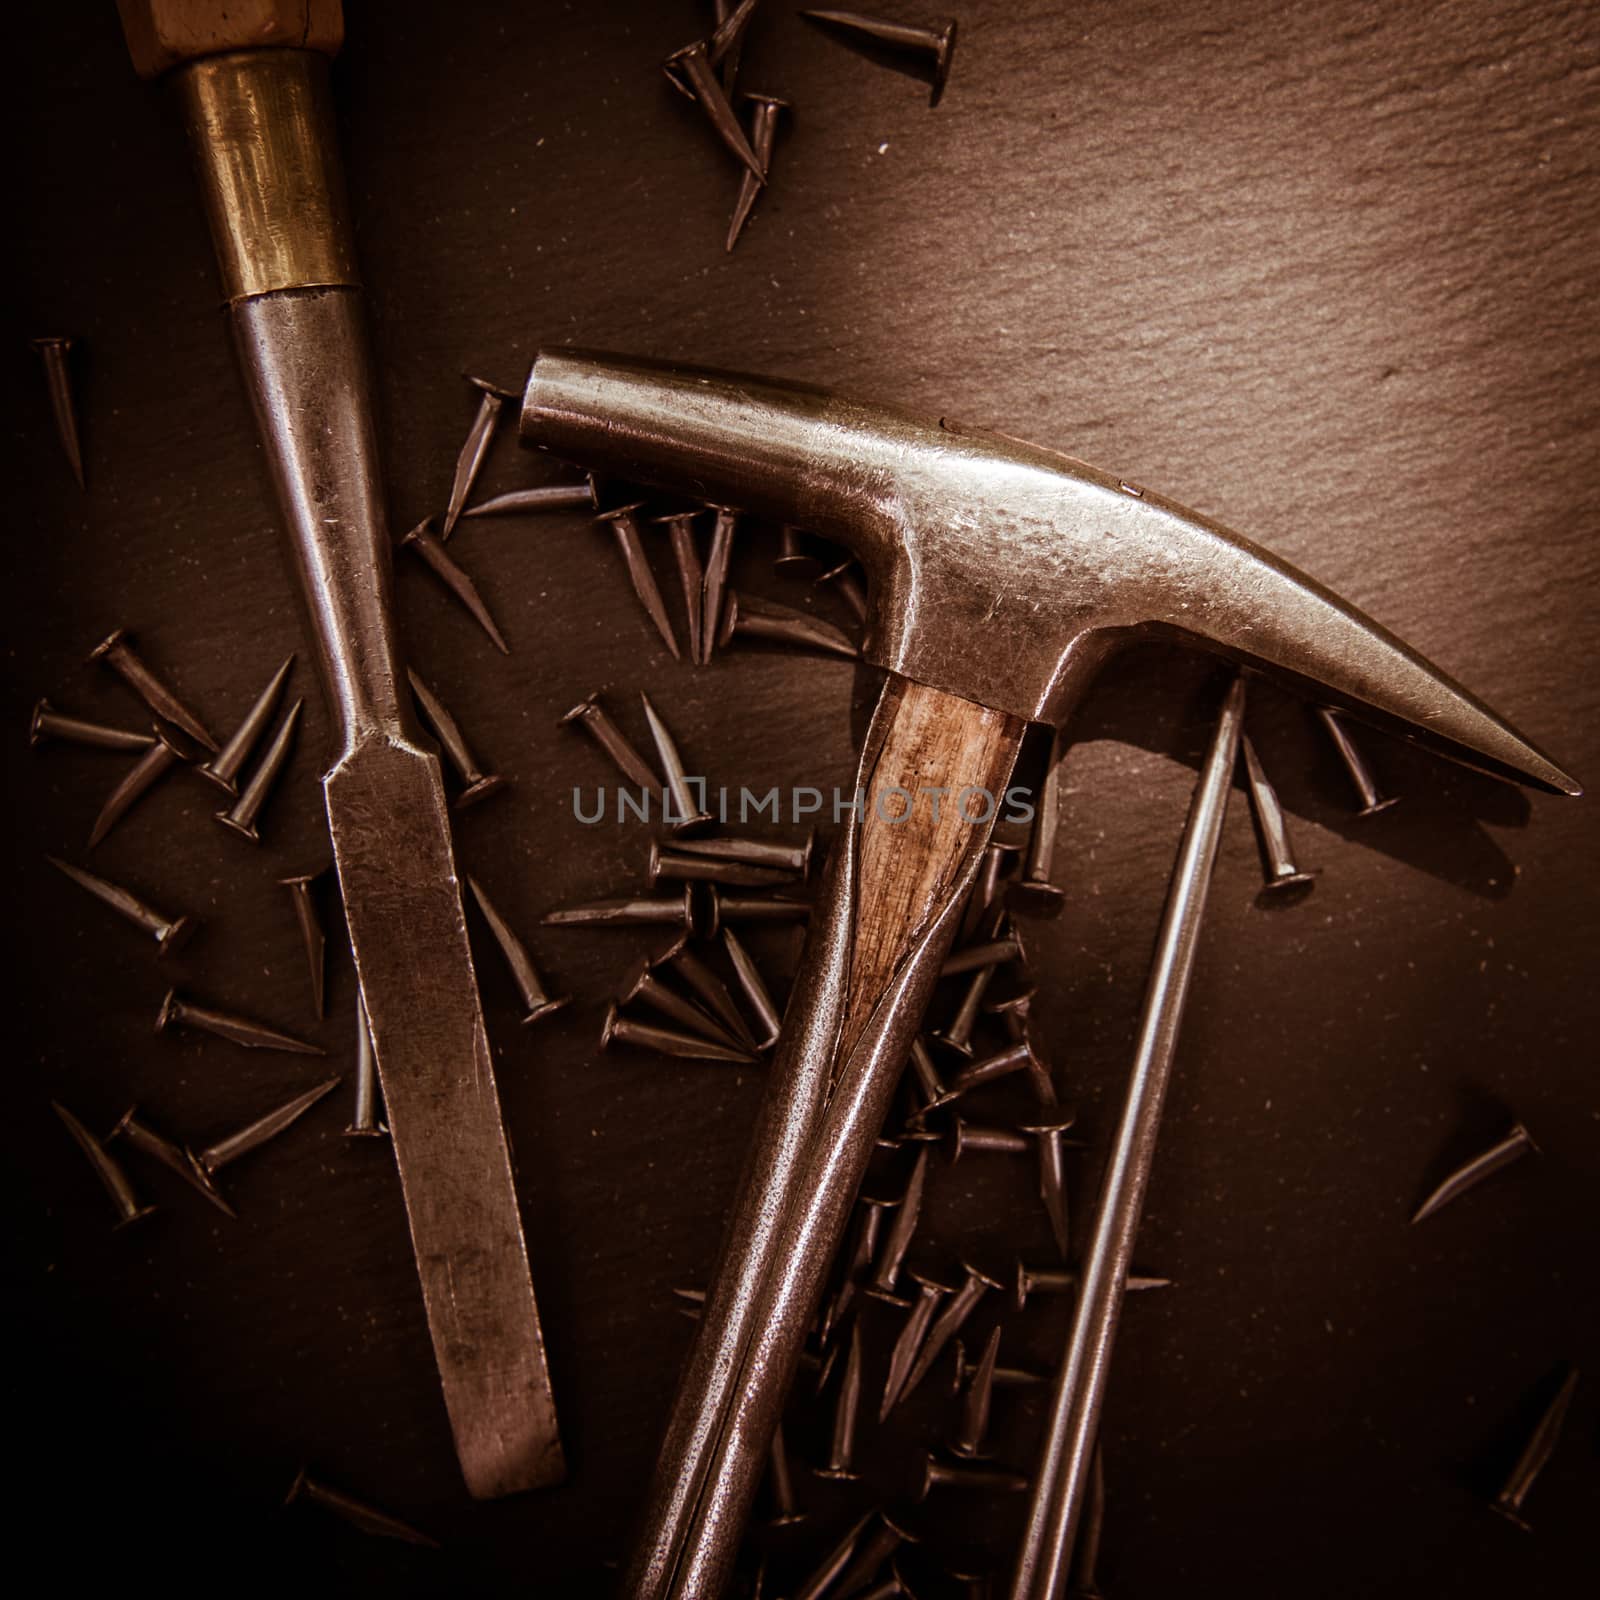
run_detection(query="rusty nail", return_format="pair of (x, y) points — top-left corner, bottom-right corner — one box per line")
(880, 1272), (950, 1419)
(866, 1145), (930, 1302)
(800, 9), (959, 107)
(197, 1078), (341, 1177)
(727, 93), (790, 252)
(718, 589), (859, 660)
(1317, 706), (1399, 816)
(284, 1467), (439, 1548)
(561, 690), (663, 799)
(598, 501), (681, 659)
(664, 39), (768, 180)
(88, 628), (216, 751)
(30, 699), (155, 755)
(441, 376), (515, 539)
(951, 1324), (1003, 1459)
(618, 951), (743, 1048)
(198, 655), (295, 795)
(601, 1001), (757, 1064)
(280, 871), (327, 1019)
(32, 335), (85, 487)
(919, 1454), (1028, 1500)
(544, 887), (696, 930)
(1241, 734), (1317, 896)
(215, 700), (303, 844)
(48, 855), (197, 956)
(345, 990), (388, 1138)
(719, 925), (784, 1049)
(461, 477), (598, 518)
(655, 511), (707, 665)
(1490, 1365), (1579, 1529)
(87, 724), (190, 851)
(468, 877), (569, 1024)
(1010, 728), (1067, 917)
(641, 692), (713, 833)
(813, 1319), (865, 1480)
(701, 504), (739, 663)
(409, 669), (510, 808)
(401, 517), (510, 653)
(156, 988), (324, 1056)
(894, 1260), (1002, 1410)
(1412, 1121), (1538, 1224)
(53, 1100), (155, 1228)
(106, 1106), (235, 1218)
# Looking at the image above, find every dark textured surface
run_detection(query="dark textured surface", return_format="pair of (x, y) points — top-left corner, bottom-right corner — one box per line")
(9, 2), (1597, 1595)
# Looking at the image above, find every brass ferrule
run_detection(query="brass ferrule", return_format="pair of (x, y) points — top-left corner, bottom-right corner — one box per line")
(173, 49), (359, 301)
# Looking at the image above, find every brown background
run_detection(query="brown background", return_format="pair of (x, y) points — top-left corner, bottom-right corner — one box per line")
(8, 1), (1597, 1595)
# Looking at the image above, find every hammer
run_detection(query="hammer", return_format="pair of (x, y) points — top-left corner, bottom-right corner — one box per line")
(519, 351), (1578, 1598)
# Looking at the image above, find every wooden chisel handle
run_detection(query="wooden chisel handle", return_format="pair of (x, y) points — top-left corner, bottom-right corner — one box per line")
(627, 675), (1024, 1600)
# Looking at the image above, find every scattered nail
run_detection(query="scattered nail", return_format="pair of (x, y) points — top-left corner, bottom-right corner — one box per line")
(1241, 734), (1317, 897)
(544, 888), (696, 929)
(641, 692), (712, 833)
(156, 989), (324, 1055)
(280, 872), (327, 1019)
(32, 335), (85, 487)
(598, 501), (681, 659)
(701, 505), (739, 664)
(461, 478), (598, 518)
(468, 877), (570, 1025)
(799, 9), (958, 106)
(918, 1454), (1028, 1500)
(949, 1337), (1047, 1392)
(822, 1194), (896, 1343)
(401, 518), (510, 653)
(1412, 1121), (1538, 1224)
(196, 1077), (341, 1176)
(409, 669), (509, 808)
(651, 930), (759, 1049)
(30, 699), (155, 755)
(53, 1100), (156, 1228)
(814, 1319), (865, 1480)
(89, 628), (216, 751)
(1012, 1259), (1172, 1313)
(561, 691), (663, 798)
(1009, 728), (1066, 916)
(284, 1467), (439, 1548)
(345, 990), (388, 1138)
(816, 556), (868, 622)
(48, 855), (197, 956)
(939, 936), (1021, 978)
(959, 847), (1015, 945)
(866, 1145), (929, 1301)
(950, 1324), (1002, 1459)
(198, 655), (295, 795)
(881, 1272), (951, 1419)
(932, 960), (998, 1059)
(727, 93), (790, 251)
(1490, 1365), (1579, 1530)
(1072, 1446), (1108, 1598)
(655, 511), (707, 665)
(441, 376), (516, 539)
(1317, 706), (1399, 816)
(906, 1036), (949, 1107)
(664, 39), (768, 180)
(792, 1509), (875, 1600)
(107, 1106), (235, 1218)
(718, 590), (859, 660)
(215, 699), (303, 844)
(721, 925), (784, 1050)
(707, 0), (761, 83)
(767, 1418), (806, 1527)
(832, 1509), (921, 1599)
(670, 829), (816, 875)
(894, 1261), (1002, 1409)
(945, 1118), (1030, 1163)
(618, 952), (743, 1049)
(1021, 1116), (1077, 1260)
(87, 724), (190, 851)
(601, 1000), (757, 1063)
(923, 1039), (1042, 1113)
(775, 523), (824, 579)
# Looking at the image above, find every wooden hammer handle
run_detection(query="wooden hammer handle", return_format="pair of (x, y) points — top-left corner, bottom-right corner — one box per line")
(118, 0), (343, 78)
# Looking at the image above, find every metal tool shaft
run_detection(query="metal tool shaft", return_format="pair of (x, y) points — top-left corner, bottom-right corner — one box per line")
(1009, 675), (1246, 1600)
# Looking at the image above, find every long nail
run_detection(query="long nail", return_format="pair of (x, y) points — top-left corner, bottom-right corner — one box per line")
(1022, 1117), (1077, 1260)
(87, 725), (189, 850)
(833, 1510), (921, 1599)
(599, 502), (681, 659)
(933, 960), (998, 1058)
(718, 589), (859, 659)
(48, 856), (197, 956)
(89, 628), (217, 751)
(767, 1419), (806, 1526)
(544, 888), (695, 929)
(800, 8), (959, 106)
(707, 0), (761, 81)
(618, 954), (742, 1048)
(922, 1039), (1041, 1114)
(701, 505), (739, 663)
(664, 39), (768, 181)
(401, 518), (509, 653)
(822, 1194), (896, 1343)
(1012, 1259), (1172, 1312)
(1412, 1121), (1538, 1224)
(107, 1106), (235, 1218)
(601, 1001), (757, 1064)
(792, 1509), (875, 1600)
(197, 1077), (341, 1176)
(702, 887), (811, 933)
(816, 556), (868, 621)
(468, 877), (569, 1024)
(907, 1036), (949, 1107)
(652, 931), (759, 1049)
(655, 511), (706, 665)
(1317, 706), (1398, 816)
(441, 377), (515, 539)
(669, 828), (816, 875)
(720, 925), (784, 1050)
(462, 478), (598, 518)
(814, 1320), (865, 1480)
(727, 94), (790, 251)
(946, 1118), (1031, 1163)
(53, 1100), (156, 1228)
(1010, 728), (1066, 916)
(345, 991), (388, 1138)
(215, 700), (302, 844)
(641, 692), (712, 833)
(895, 1261), (1001, 1409)
(1241, 735), (1317, 896)
(156, 989), (324, 1055)
(959, 848), (1015, 946)
(409, 669), (509, 808)
(881, 1273), (950, 1419)
(32, 336), (85, 487)
(950, 1338), (1047, 1393)
(281, 873), (327, 1019)
(939, 936), (1021, 978)
(867, 1145), (929, 1300)
(199, 655), (295, 794)
(284, 1467), (439, 1548)
(919, 1455), (1028, 1500)
(951, 1324), (1003, 1459)
(1491, 1365), (1579, 1529)
(30, 699), (155, 755)
(561, 691), (663, 798)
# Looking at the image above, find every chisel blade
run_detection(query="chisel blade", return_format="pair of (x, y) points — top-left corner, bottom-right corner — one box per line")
(327, 734), (564, 1497)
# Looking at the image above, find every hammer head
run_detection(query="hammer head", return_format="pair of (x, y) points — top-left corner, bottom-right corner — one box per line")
(522, 351), (1577, 795)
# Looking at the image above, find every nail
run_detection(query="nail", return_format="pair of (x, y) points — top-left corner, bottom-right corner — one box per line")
(1491, 1365), (1579, 1529)
(196, 1077), (341, 1176)
(641, 692), (713, 833)
(561, 691), (663, 797)
(894, 1260), (1002, 1409)
(792, 1510), (876, 1600)
(401, 518), (510, 653)
(800, 9), (959, 106)
(727, 94), (790, 251)
(409, 669), (509, 808)
(1021, 1116), (1078, 1260)
(30, 699), (155, 755)
(774, 523), (823, 579)
(811, 1319), (866, 1480)
(215, 699), (302, 844)
(281, 873), (327, 1019)
(854, 1562), (914, 1600)
(960, 846), (1015, 945)
(441, 376), (515, 539)
(88, 628), (217, 751)
(651, 931), (759, 1049)
(598, 501), (681, 659)
(655, 511), (706, 665)
(946, 1567), (995, 1600)
(1010, 728), (1066, 916)
(1012, 1259), (1171, 1313)
(951, 1324), (1003, 1459)
(816, 556), (869, 622)
(345, 990), (388, 1138)
(946, 1118), (1030, 1163)
(707, 0), (761, 81)
(663, 39), (768, 181)
(198, 655), (295, 795)
(922, 1039), (1041, 1114)
(601, 1001), (757, 1064)
(718, 589), (859, 659)
(701, 886), (811, 934)
(1412, 1121), (1538, 1224)
(468, 877), (570, 1024)
(939, 936), (1021, 978)
(832, 1510), (921, 1599)
(53, 1100), (156, 1228)
(284, 1467), (439, 1548)
(156, 989), (324, 1056)
(48, 856), (197, 956)
(881, 1273), (950, 1418)
(767, 1419), (806, 1526)
(949, 1337), (1047, 1393)
(669, 828), (816, 875)
(32, 336), (85, 487)
(87, 725), (189, 851)
(919, 1455), (1028, 1500)
(867, 1145), (929, 1300)
(906, 1036), (949, 1107)
(544, 888), (696, 929)
(701, 505), (739, 664)
(1317, 706), (1399, 816)
(720, 925), (784, 1050)
(462, 477), (598, 518)
(618, 952), (743, 1049)
(1072, 1446), (1107, 1598)
(932, 960), (998, 1058)
(106, 1106), (235, 1218)
(1241, 735), (1317, 896)
(822, 1194), (896, 1343)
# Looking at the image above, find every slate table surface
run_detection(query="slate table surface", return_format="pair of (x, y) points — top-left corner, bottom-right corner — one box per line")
(9, 2), (1597, 1595)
